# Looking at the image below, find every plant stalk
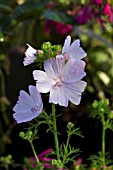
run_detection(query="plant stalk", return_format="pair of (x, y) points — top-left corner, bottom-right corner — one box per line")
(52, 103), (60, 160)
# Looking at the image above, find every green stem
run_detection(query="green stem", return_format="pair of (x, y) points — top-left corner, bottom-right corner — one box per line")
(102, 115), (105, 168)
(30, 141), (39, 164)
(52, 103), (60, 160)
(63, 134), (70, 164)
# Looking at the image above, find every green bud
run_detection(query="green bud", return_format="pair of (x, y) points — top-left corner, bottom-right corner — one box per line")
(52, 159), (57, 165)
(28, 131), (33, 136)
(36, 50), (44, 58)
(19, 132), (25, 138)
(92, 101), (98, 109)
(7, 155), (12, 160)
(52, 45), (62, 52)
(109, 111), (113, 119)
(41, 42), (52, 51)
(67, 122), (74, 129)
(105, 99), (109, 106)
(26, 130), (33, 140)
(100, 108), (105, 113)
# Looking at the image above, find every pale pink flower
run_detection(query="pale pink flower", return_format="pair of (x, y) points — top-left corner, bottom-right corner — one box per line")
(13, 85), (43, 123)
(33, 57), (87, 107)
(62, 35), (87, 60)
(23, 44), (37, 66)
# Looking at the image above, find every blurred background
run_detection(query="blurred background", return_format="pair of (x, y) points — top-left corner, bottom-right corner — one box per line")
(0, 0), (113, 169)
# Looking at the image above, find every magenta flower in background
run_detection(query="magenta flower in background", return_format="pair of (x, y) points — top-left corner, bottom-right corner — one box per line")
(103, 2), (113, 23)
(33, 57), (87, 107)
(29, 148), (52, 169)
(55, 22), (73, 35)
(75, 5), (92, 25)
(90, 0), (102, 5)
(62, 35), (87, 60)
(23, 44), (37, 66)
(13, 85), (43, 123)
(73, 158), (83, 167)
(45, 20), (73, 35)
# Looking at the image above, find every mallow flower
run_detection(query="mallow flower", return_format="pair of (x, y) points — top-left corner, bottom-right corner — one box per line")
(23, 44), (37, 66)
(13, 85), (43, 123)
(33, 57), (87, 107)
(62, 35), (87, 60)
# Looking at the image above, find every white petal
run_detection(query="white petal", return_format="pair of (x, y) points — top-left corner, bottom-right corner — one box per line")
(62, 35), (71, 54)
(61, 59), (86, 83)
(26, 44), (37, 54)
(68, 47), (87, 59)
(33, 70), (52, 93)
(65, 81), (87, 105)
(49, 86), (68, 107)
(68, 39), (80, 51)
(44, 59), (58, 79)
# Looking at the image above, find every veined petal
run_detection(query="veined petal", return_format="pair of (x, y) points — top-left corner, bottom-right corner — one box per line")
(44, 59), (58, 79)
(13, 90), (34, 112)
(68, 39), (80, 52)
(62, 35), (71, 54)
(13, 85), (43, 123)
(61, 59), (86, 83)
(68, 47), (87, 59)
(65, 81), (87, 105)
(29, 85), (43, 110)
(49, 86), (68, 107)
(13, 110), (39, 123)
(33, 70), (52, 93)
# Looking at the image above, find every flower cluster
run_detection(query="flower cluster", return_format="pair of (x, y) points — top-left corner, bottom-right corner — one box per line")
(44, 1), (113, 34)
(13, 35), (87, 123)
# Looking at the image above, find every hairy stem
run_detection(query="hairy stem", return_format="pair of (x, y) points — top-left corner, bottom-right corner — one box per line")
(52, 103), (60, 160)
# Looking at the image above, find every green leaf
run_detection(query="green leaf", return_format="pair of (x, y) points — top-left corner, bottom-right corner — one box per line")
(0, 4), (12, 14)
(42, 9), (73, 24)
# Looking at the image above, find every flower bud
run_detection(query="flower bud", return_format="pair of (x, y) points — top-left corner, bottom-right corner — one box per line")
(19, 132), (25, 139)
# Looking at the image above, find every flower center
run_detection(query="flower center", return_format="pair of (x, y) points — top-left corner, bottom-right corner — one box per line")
(31, 106), (38, 113)
(54, 78), (63, 87)
(63, 53), (69, 60)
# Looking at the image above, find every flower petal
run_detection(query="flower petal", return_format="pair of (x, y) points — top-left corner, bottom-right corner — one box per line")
(61, 59), (86, 83)
(26, 44), (37, 54)
(13, 90), (34, 112)
(33, 70), (52, 93)
(13, 85), (43, 123)
(13, 110), (38, 123)
(65, 81), (87, 105)
(62, 35), (71, 54)
(49, 86), (68, 107)
(68, 47), (87, 59)
(23, 44), (37, 66)
(29, 85), (43, 111)
(44, 59), (58, 79)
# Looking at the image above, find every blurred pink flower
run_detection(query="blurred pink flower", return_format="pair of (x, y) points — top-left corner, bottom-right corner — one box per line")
(73, 158), (83, 167)
(103, 2), (113, 23)
(45, 20), (73, 35)
(75, 5), (92, 24)
(55, 22), (73, 35)
(26, 148), (52, 169)
(90, 0), (102, 5)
